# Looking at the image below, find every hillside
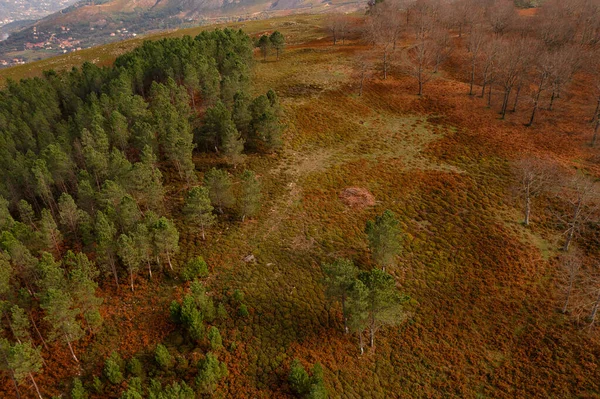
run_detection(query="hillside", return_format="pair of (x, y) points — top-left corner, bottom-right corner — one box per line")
(1, 2), (600, 398)
(0, 0), (363, 65)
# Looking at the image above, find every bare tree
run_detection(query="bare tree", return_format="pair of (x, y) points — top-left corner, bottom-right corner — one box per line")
(512, 157), (555, 226)
(536, 0), (577, 49)
(356, 52), (374, 97)
(588, 50), (600, 124)
(466, 24), (487, 96)
(556, 174), (599, 252)
(431, 25), (453, 73)
(576, 0), (600, 46)
(365, 5), (400, 80)
(402, 33), (437, 95)
(496, 38), (530, 119)
(526, 45), (552, 127)
(451, 0), (483, 37)
(558, 252), (582, 314)
(547, 45), (581, 111)
(479, 38), (499, 105)
(486, 0), (517, 36)
(327, 15), (351, 45)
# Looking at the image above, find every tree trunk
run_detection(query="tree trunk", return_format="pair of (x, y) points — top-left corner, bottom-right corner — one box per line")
(29, 373), (42, 399)
(369, 327), (375, 348)
(358, 331), (364, 355)
(487, 85), (493, 107)
(11, 372), (21, 399)
(500, 88), (511, 119)
(130, 270), (134, 292)
(30, 315), (48, 350)
(480, 73), (487, 98)
(147, 259), (152, 279)
(201, 224), (206, 240)
(66, 337), (79, 363)
(110, 257), (119, 289)
(341, 296), (348, 334)
(590, 96), (600, 123)
(593, 119), (600, 147)
(166, 250), (173, 270)
(359, 70), (365, 97)
(563, 274), (575, 314)
(469, 62), (475, 96)
(549, 91), (556, 111)
(511, 85), (521, 112)
(590, 290), (600, 326)
(418, 80), (423, 96)
(563, 226), (575, 252)
(383, 51), (387, 80)
(524, 192), (531, 226)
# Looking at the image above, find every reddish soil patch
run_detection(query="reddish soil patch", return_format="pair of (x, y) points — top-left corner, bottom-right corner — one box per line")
(339, 187), (376, 208)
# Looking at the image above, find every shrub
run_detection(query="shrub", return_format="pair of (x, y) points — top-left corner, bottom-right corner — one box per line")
(196, 352), (228, 393)
(288, 359), (310, 396)
(92, 376), (103, 394)
(104, 352), (124, 385)
(71, 378), (88, 399)
(155, 344), (173, 370)
(238, 304), (249, 317)
(216, 303), (228, 320)
(207, 326), (223, 350)
(120, 377), (143, 399)
(181, 256), (209, 281)
(232, 289), (244, 302)
(127, 357), (143, 377)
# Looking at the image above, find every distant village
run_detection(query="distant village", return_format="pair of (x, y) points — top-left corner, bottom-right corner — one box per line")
(0, 24), (138, 67)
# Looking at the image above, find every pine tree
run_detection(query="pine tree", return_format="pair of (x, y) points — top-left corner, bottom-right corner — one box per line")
(270, 31), (285, 60)
(31, 159), (56, 213)
(249, 93), (282, 151)
(322, 258), (358, 334)
(132, 222), (154, 279)
(10, 305), (32, 344)
(152, 217), (179, 271)
(288, 359), (310, 396)
(64, 251), (103, 333)
(154, 344), (173, 370)
(104, 352), (124, 385)
(238, 170), (261, 221)
(200, 102), (244, 164)
(72, 378), (89, 399)
(365, 210), (401, 271)
(95, 211), (120, 288)
(130, 146), (165, 212)
(117, 234), (141, 291)
(117, 195), (141, 233)
(16, 200), (35, 229)
(181, 256), (209, 281)
(359, 269), (408, 349)
(183, 187), (215, 240)
(0, 252), (12, 297)
(58, 192), (81, 236)
(0, 339), (43, 399)
(39, 208), (62, 254)
(207, 326), (223, 350)
(347, 279), (369, 354)
(41, 288), (83, 362)
(0, 196), (14, 232)
(257, 35), (271, 61)
(196, 352), (228, 394)
(204, 168), (234, 214)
